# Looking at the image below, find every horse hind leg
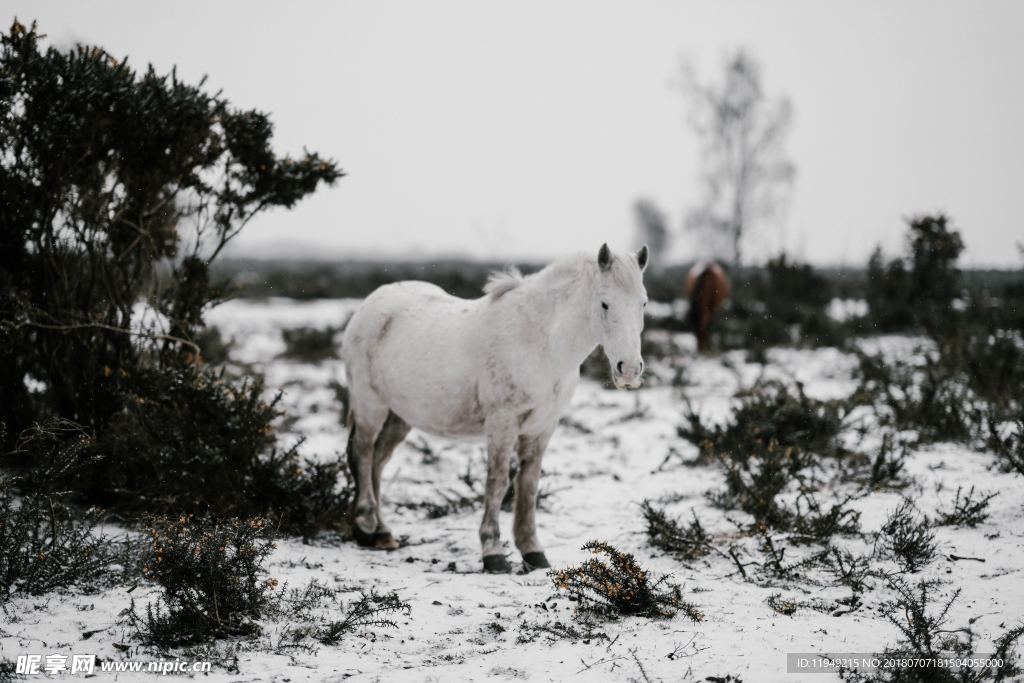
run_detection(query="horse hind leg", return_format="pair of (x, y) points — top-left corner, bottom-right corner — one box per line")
(346, 401), (391, 549)
(368, 411), (410, 550)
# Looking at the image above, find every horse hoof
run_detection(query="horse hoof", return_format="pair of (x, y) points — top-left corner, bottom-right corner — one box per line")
(352, 524), (376, 547)
(522, 552), (551, 571)
(353, 525), (400, 550)
(373, 532), (400, 551)
(482, 554), (512, 574)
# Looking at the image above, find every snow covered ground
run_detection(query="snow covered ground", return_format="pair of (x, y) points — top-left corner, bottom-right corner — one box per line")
(3, 298), (1021, 682)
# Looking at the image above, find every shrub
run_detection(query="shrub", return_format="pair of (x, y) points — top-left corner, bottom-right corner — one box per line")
(680, 381), (847, 465)
(937, 331), (1024, 414)
(0, 420), (124, 601)
(550, 541), (702, 621)
(876, 500), (937, 573)
(858, 435), (911, 491)
(127, 515), (408, 647)
(787, 493), (861, 544)
(753, 533), (823, 581)
(932, 486), (997, 528)
(312, 590), (410, 645)
(708, 440), (807, 529)
(987, 412), (1024, 477)
(817, 546), (875, 594)
(841, 576), (1024, 682)
(129, 515), (277, 645)
(277, 580), (410, 646)
(854, 351), (979, 446)
(0, 21), (344, 534)
(280, 326), (342, 363)
(641, 501), (711, 561)
(865, 214), (964, 332)
(88, 365), (352, 535)
(0, 484), (115, 602)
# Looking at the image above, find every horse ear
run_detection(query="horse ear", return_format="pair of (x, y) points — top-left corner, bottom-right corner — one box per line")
(636, 245), (649, 272)
(598, 243), (612, 271)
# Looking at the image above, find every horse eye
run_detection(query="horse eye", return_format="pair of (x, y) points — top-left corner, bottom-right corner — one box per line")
(601, 302), (609, 311)
(642, 301), (648, 308)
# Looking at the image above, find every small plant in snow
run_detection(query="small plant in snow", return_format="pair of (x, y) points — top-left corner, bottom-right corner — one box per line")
(875, 500), (937, 573)
(933, 486), (998, 528)
(550, 541), (703, 621)
(641, 501), (712, 561)
(840, 576), (1024, 682)
(314, 590), (410, 644)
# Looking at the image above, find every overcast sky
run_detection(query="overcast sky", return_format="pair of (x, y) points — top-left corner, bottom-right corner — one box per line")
(10, 1), (1024, 266)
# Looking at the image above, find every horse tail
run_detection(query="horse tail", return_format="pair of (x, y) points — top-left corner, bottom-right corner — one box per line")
(344, 406), (358, 503)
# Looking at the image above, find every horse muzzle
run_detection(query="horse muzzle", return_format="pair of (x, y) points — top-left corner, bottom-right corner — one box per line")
(613, 361), (644, 389)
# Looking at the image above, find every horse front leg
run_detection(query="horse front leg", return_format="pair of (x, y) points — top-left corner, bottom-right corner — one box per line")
(514, 430), (553, 571)
(480, 413), (516, 573)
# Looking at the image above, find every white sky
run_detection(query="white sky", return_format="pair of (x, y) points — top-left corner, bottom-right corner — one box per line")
(9, 1), (1024, 266)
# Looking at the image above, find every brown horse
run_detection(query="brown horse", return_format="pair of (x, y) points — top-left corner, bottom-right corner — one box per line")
(685, 261), (730, 353)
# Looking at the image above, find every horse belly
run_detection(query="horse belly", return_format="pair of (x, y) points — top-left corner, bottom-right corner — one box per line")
(372, 312), (487, 439)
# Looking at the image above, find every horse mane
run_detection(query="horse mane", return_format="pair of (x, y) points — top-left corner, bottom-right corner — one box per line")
(484, 253), (636, 301)
(483, 267), (526, 299)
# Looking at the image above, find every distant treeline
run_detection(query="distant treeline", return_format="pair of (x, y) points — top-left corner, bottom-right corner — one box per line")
(213, 257), (1020, 304)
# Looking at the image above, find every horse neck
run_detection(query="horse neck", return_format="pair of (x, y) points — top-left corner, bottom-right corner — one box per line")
(531, 268), (600, 372)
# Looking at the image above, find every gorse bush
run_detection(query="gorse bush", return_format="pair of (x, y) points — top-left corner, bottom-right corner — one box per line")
(0, 483), (114, 602)
(550, 541), (703, 621)
(936, 331), (1024, 413)
(840, 577), (1024, 682)
(0, 21), (344, 534)
(88, 365), (352, 534)
(130, 515), (277, 645)
(0, 420), (126, 601)
(708, 440), (808, 528)
(854, 351), (979, 446)
(641, 501), (712, 561)
(126, 515), (409, 647)
(680, 381), (847, 465)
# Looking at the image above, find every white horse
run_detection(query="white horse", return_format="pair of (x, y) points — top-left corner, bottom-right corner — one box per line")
(341, 243), (649, 573)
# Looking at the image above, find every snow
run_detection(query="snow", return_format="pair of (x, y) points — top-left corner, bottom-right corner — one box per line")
(4, 298), (1022, 682)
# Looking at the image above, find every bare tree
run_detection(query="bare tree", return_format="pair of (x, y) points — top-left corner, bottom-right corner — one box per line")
(683, 50), (795, 267)
(633, 198), (669, 271)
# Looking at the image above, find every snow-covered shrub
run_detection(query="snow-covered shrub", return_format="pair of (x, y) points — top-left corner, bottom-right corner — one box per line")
(550, 541), (703, 621)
